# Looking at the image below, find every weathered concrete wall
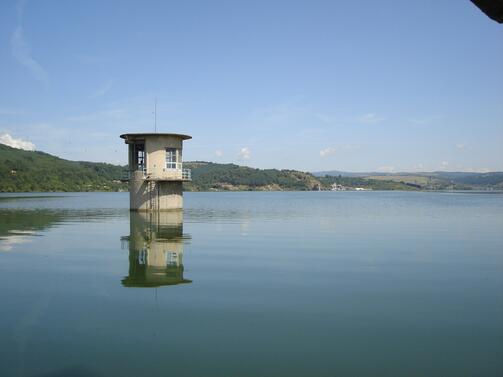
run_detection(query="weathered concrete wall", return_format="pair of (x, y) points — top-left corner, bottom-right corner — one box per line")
(145, 135), (183, 178)
(158, 181), (183, 210)
(130, 172), (183, 211)
(129, 171), (149, 211)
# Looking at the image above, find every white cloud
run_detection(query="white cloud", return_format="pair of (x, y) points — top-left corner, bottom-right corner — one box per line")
(320, 144), (359, 158)
(215, 149), (224, 157)
(461, 167), (491, 173)
(11, 1), (49, 84)
(439, 161), (450, 171)
(0, 133), (36, 150)
(0, 231), (36, 252)
(91, 81), (113, 98)
(407, 118), (427, 125)
(406, 116), (441, 125)
(456, 144), (466, 150)
(358, 113), (384, 124)
(376, 166), (395, 173)
(453, 165), (492, 173)
(238, 147), (251, 160)
(413, 163), (424, 171)
(319, 147), (337, 157)
(340, 144), (360, 151)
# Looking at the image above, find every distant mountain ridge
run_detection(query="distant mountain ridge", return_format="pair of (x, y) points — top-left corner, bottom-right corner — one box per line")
(313, 170), (503, 178)
(312, 170), (374, 177)
(313, 170), (503, 189)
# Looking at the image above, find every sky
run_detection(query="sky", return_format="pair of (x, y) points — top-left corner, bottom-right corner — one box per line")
(0, 0), (502, 172)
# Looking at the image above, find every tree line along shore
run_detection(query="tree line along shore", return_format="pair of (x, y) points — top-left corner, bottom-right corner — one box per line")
(1, 143), (502, 192)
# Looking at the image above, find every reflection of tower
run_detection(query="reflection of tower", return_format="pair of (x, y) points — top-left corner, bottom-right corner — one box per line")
(121, 211), (192, 288)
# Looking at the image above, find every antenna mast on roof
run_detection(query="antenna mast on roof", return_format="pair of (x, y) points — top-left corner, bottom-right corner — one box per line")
(154, 98), (157, 133)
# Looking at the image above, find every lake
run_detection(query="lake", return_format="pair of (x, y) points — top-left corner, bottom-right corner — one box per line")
(0, 191), (502, 377)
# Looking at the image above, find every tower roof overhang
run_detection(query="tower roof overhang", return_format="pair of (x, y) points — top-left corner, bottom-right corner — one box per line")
(120, 133), (192, 143)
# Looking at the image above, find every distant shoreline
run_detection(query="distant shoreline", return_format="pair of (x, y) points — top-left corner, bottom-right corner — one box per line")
(2, 189), (503, 195)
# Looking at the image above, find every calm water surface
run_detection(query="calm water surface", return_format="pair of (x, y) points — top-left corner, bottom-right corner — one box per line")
(0, 191), (502, 377)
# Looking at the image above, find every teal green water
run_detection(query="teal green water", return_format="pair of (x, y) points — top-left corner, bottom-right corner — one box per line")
(1, 192), (502, 377)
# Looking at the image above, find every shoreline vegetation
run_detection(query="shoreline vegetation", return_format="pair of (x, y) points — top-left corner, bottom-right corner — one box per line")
(1, 143), (502, 193)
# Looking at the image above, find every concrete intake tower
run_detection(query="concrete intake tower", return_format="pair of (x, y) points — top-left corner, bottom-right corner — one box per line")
(120, 133), (192, 211)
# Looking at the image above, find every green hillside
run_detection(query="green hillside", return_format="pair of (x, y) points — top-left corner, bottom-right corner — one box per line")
(316, 170), (503, 190)
(0, 145), (321, 192)
(183, 161), (321, 191)
(0, 143), (126, 192)
(1, 143), (501, 192)
(432, 171), (503, 188)
(317, 175), (420, 191)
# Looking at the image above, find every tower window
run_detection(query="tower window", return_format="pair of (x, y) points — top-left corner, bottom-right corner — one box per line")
(166, 148), (178, 169)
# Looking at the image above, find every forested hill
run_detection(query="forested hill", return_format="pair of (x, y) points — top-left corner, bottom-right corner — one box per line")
(1, 143), (501, 192)
(0, 143), (126, 192)
(183, 161), (320, 191)
(0, 145), (324, 192)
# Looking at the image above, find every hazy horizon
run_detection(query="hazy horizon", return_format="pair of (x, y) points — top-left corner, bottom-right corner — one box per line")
(1, 0), (502, 173)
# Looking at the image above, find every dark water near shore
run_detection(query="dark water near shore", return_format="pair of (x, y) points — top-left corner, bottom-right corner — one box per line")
(0, 191), (502, 377)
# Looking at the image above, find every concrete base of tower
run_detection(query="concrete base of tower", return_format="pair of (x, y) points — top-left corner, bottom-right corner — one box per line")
(129, 172), (183, 211)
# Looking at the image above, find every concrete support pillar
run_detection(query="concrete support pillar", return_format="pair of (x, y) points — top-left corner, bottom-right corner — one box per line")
(130, 172), (183, 211)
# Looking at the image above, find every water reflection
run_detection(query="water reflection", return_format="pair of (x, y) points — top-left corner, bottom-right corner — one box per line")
(121, 211), (192, 288)
(0, 206), (128, 252)
(0, 209), (63, 251)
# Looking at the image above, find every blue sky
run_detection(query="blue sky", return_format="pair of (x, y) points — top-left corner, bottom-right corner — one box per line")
(0, 0), (502, 172)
